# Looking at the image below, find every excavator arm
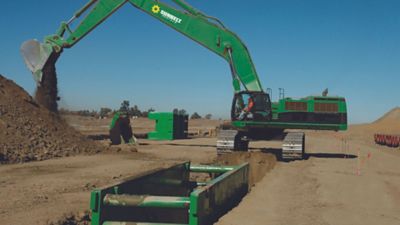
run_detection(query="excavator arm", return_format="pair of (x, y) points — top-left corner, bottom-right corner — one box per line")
(21, 0), (263, 93)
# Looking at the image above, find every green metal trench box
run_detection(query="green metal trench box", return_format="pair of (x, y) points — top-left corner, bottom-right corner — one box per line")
(90, 162), (249, 225)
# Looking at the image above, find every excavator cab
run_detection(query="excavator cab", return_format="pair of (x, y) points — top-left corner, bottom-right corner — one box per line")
(231, 91), (272, 121)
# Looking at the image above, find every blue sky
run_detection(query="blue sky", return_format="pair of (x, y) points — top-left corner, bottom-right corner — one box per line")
(0, 0), (399, 123)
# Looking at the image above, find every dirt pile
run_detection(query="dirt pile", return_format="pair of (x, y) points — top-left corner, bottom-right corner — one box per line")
(345, 107), (400, 145)
(0, 75), (106, 164)
(370, 107), (400, 133)
(216, 152), (276, 186)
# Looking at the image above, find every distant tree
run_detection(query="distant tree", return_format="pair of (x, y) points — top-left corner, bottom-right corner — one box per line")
(205, 114), (212, 119)
(142, 111), (148, 118)
(190, 112), (202, 119)
(130, 105), (142, 117)
(77, 110), (91, 117)
(142, 108), (156, 118)
(119, 100), (130, 114)
(90, 110), (98, 117)
(59, 108), (71, 115)
(178, 109), (187, 115)
(99, 107), (112, 118)
(173, 108), (187, 115)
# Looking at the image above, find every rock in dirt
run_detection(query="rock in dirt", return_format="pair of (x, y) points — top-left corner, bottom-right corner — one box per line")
(47, 211), (91, 225)
(0, 74), (107, 164)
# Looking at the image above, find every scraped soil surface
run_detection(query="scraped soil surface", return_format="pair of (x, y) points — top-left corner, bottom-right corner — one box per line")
(0, 75), (107, 163)
(217, 108), (400, 225)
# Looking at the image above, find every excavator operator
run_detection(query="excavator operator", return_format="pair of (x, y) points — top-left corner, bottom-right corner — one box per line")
(239, 96), (254, 120)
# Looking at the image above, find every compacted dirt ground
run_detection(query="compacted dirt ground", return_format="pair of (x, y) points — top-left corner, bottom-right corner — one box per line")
(217, 134), (400, 225)
(217, 110), (400, 225)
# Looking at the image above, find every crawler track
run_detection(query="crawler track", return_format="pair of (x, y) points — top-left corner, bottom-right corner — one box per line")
(282, 132), (305, 160)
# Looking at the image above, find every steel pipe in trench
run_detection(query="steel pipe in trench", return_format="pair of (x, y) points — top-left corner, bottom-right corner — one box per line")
(103, 194), (190, 209)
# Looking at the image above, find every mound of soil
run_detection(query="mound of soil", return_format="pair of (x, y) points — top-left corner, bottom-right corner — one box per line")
(216, 152), (276, 187)
(371, 107), (400, 133)
(0, 75), (107, 164)
(374, 107), (400, 123)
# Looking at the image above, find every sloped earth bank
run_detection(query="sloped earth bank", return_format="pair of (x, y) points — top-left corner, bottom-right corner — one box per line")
(0, 75), (107, 163)
(216, 152), (277, 187)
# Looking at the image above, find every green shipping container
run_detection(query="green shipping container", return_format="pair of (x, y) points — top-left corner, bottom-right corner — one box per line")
(148, 112), (188, 140)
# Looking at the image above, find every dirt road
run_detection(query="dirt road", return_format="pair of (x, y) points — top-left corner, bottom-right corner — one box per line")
(217, 133), (400, 225)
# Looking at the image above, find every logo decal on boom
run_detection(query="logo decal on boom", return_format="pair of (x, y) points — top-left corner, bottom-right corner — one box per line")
(151, 4), (182, 24)
(152, 5), (160, 14)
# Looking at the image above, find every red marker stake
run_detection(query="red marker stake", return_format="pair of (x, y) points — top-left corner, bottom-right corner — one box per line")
(356, 148), (361, 176)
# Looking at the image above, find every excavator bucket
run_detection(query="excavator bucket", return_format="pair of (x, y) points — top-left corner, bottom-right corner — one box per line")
(20, 39), (54, 85)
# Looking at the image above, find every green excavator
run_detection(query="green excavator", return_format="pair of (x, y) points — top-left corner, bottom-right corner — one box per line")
(21, 0), (347, 160)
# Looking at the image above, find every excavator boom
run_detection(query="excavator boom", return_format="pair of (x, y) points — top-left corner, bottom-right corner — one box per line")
(21, 0), (263, 92)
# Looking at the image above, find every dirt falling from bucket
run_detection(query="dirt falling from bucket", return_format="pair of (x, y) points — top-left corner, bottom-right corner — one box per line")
(35, 52), (60, 113)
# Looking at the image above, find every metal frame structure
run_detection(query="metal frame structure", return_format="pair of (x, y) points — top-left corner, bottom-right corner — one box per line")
(90, 162), (249, 225)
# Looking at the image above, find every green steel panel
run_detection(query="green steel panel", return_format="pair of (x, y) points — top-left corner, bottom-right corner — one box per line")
(148, 112), (188, 140)
(148, 112), (174, 140)
(104, 222), (186, 225)
(189, 163), (249, 225)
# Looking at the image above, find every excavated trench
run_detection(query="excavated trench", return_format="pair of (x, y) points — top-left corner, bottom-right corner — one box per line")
(47, 152), (277, 225)
(215, 152), (277, 187)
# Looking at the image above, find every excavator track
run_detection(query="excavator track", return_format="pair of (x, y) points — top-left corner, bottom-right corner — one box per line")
(216, 130), (249, 155)
(282, 132), (305, 160)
